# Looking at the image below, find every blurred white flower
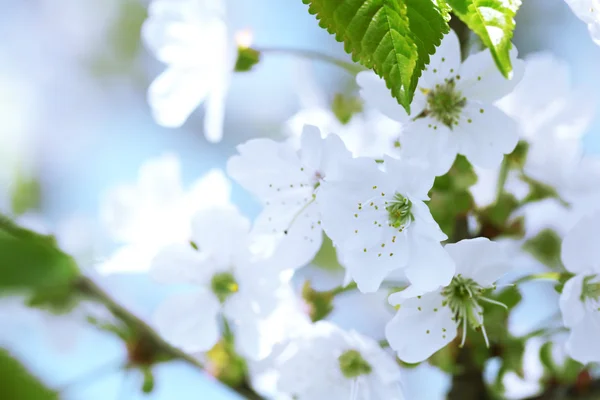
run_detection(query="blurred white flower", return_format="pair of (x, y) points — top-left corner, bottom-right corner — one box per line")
(497, 53), (595, 142)
(386, 238), (511, 363)
(143, 0), (234, 142)
(99, 154), (231, 274)
(564, 0), (600, 46)
(286, 62), (402, 158)
(558, 211), (600, 364)
(270, 321), (404, 400)
(227, 126), (352, 270)
(319, 155), (454, 293)
(357, 29), (524, 175)
(151, 206), (291, 360)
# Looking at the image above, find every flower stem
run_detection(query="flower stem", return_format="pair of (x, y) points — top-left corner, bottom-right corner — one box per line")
(512, 272), (564, 286)
(495, 155), (510, 201)
(75, 277), (265, 400)
(330, 282), (358, 296)
(252, 46), (365, 75)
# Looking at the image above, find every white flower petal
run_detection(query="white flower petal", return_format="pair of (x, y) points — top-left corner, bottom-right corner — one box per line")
(101, 185), (143, 243)
(565, 315), (600, 364)
(142, 0), (227, 66)
(383, 156), (435, 200)
(150, 242), (213, 285)
(386, 291), (457, 363)
(404, 237), (455, 292)
(190, 207), (251, 266)
(255, 202), (323, 270)
(203, 72), (229, 143)
(148, 67), (211, 128)
(98, 244), (156, 274)
(455, 103), (519, 169)
(445, 238), (511, 287)
(339, 233), (410, 293)
(184, 169), (232, 214)
(561, 211), (600, 274)
(137, 153), (184, 209)
(356, 71), (419, 121)
(153, 291), (220, 353)
(559, 275), (587, 328)
(227, 138), (307, 201)
(457, 47), (525, 102)
(299, 125), (325, 168)
(420, 29), (461, 88)
(400, 118), (458, 176)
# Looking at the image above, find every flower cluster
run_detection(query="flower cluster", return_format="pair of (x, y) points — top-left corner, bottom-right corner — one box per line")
(83, 16), (600, 398)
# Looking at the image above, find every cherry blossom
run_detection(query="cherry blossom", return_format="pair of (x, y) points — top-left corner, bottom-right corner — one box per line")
(319, 155), (454, 293)
(271, 321), (404, 400)
(558, 211), (600, 364)
(143, 0), (234, 141)
(151, 206), (291, 359)
(386, 238), (511, 363)
(357, 29), (524, 175)
(227, 125), (352, 270)
(99, 154), (231, 274)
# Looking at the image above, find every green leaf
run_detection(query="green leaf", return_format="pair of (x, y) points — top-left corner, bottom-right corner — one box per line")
(312, 234), (343, 271)
(301, 281), (334, 322)
(331, 93), (363, 124)
(234, 47), (261, 72)
(446, 0), (521, 78)
(0, 349), (58, 399)
(10, 174), (42, 216)
(428, 156), (477, 237)
(302, 0), (450, 112)
(0, 215), (79, 293)
(523, 229), (563, 271)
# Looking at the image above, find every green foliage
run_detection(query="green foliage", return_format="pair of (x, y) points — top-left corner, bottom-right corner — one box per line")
(521, 175), (569, 206)
(302, 0), (450, 113)
(0, 215), (79, 293)
(331, 93), (363, 124)
(523, 229), (563, 271)
(90, 0), (147, 75)
(429, 155), (477, 237)
(0, 349), (58, 399)
(235, 47), (261, 72)
(445, 0), (521, 78)
(312, 234), (343, 271)
(302, 281), (335, 322)
(477, 193), (524, 239)
(10, 175), (42, 216)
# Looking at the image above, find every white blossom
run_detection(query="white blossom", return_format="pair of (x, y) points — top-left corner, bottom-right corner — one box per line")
(386, 238), (511, 363)
(496, 53), (595, 142)
(558, 211), (600, 364)
(357, 29), (523, 175)
(564, 0), (600, 46)
(227, 125), (352, 270)
(99, 154), (230, 274)
(151, 206), (289, 360)
(271, 321), (404, 400)
(143, 0), (234, 142)
(319, 155), (454, 293)
(286, 62), (402, 158)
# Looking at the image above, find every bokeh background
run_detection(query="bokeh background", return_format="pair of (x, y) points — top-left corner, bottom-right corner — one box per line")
(1, 0), (599, 398)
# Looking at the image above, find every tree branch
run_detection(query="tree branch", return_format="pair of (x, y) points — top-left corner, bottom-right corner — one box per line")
(75, 277), (264, 400)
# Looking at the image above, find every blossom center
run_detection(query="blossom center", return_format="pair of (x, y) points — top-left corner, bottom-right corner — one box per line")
(581, 276), (600, 311)
(426, 80), (466, 128)
(441, 274), (505, 347)
(211, 272), (239, 303)
(338, 349), (372, 379)
(386, 193), (414, 230)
